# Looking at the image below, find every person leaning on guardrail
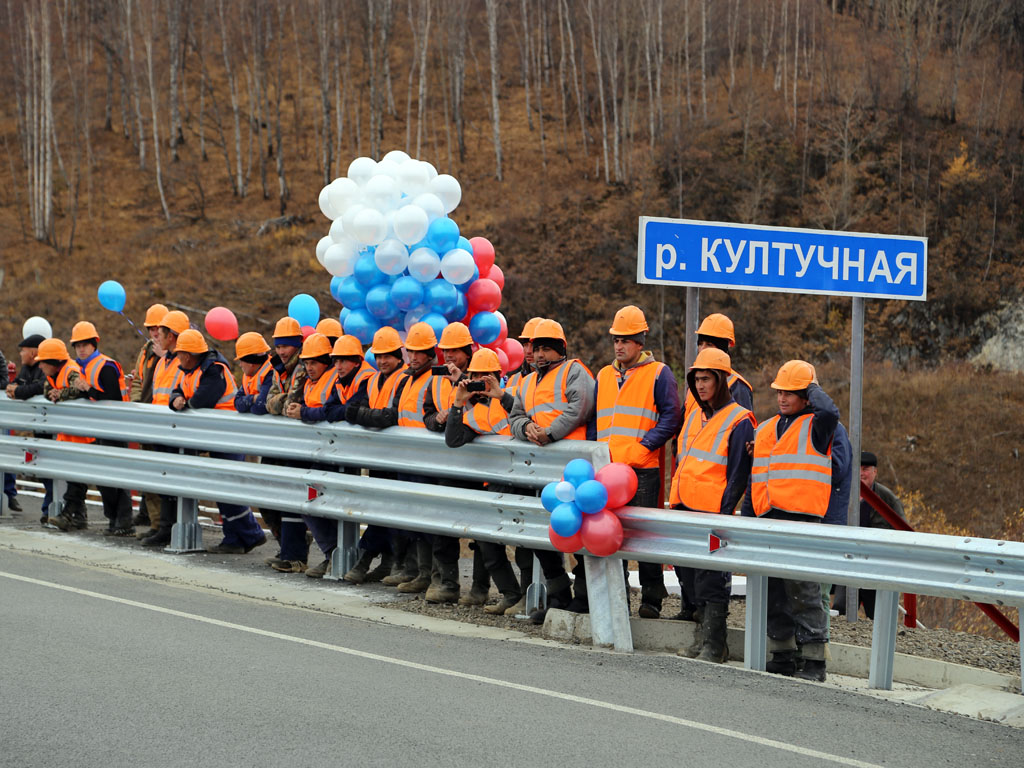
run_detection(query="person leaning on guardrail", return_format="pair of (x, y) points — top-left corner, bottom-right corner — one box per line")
(668, 348), (755, 664)
(168, 329), (266, 555)
(586, 305), (682, 621)
(5, 333), (53, 520)
(128, 303), (169, 534)
(68, 321), (135, 537)
(509, 319), (594, 624)
(444, 348), (525, 615)
(741, 360), (840, 683)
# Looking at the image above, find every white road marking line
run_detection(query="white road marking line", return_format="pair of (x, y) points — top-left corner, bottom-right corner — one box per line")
(0, 570), (882, 767)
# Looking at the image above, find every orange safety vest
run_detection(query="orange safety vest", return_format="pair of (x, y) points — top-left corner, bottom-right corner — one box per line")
(750, 413), (832, 518)
(179, 361), (237, 411)
(47, 362), (95, 444)
(683, 370), (752, 422)
(594, 361), (664, 468)
(430, 375), (455, 412)
(520, 359), (591, 441)
(81, 353), (129, 402)
(670, 401), (755, 511)
(367, 367), (406, 409)
(303, 368), (340, 407)
(463, 398), (512, 436)
(242, 359), (277, 396)
(336, 361), (376, 404)
(151, 355), (182, 406)
(504, 370), (526, 396)
(396, 368), (433, 428)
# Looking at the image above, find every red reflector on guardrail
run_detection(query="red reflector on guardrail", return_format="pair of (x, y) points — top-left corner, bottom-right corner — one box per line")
(709, 533), (726, 553)
(307, 486), (319, 501)
(24, 451), (35, 463)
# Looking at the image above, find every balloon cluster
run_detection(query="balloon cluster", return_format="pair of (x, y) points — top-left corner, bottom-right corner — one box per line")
(542, 459), (638, 557)
(315, 151), (522, 372)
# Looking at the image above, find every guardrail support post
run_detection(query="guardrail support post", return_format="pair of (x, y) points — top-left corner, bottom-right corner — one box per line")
(1018, 606), (1023, 695)
(52, 478), (66, 518)
(584, 555), (633, 652)
(744, 573), (768, 671)
(868, 589), (899, 690)
(167, 496), (204, 553)
(326, 522), (360, 580)
(525, 555), (547, 615)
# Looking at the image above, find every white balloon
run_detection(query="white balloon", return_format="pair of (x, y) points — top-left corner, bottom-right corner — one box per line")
(407, 247), (441, 283)
(347, 156), (377, 186)
(374, 239), (410, 276)
(420, 160), (438, 180)
(397, 160), (431, 196)
(22, 316), (52, 340)
(323, 240), (359, 277)
(316, 235), (333, 266)
(412, 192), (445, 222)
(341, 203), (366, 238)
(375, 158), (401, 180)
(318, 185), (338, 220)
(351, 207), (388, 246)
(383, 149), (411, 165)
(329, 217), (347, 243)
(429, 174), (462, 214)
(364, 173), (400, 212)
(555, 481), (576, 503)
(439, 248), (475, 284)
(404, 304), (429, 331)
(327, 177), (361, 216)
(392, 204), (430, 246)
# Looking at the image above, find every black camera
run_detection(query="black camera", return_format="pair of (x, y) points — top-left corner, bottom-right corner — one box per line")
(465, 380), (487, 393)
(431, 365), (449, 376)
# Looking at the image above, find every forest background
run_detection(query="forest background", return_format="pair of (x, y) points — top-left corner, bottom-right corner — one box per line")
(2, 0), (1023, 636)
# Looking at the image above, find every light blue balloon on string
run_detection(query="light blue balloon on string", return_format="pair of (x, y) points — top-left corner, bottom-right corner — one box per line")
(390, 275), (425, 312)
(426, 216), (459, 254)
(365, 285), (396, 319)
(344, 309), (380, 345)
(550, 502), (583, 538)
(562, 458), (596, 487)
(288, 293), (320, 327)
(338, 277), (367, 310)
(541, 482), (561, 513)
(97, 280), (127, 312)
(420, 311), (448, 341)
(354, 252), (388, 287)
(574, 480), (609, 514)
(425, 278), (458, 315)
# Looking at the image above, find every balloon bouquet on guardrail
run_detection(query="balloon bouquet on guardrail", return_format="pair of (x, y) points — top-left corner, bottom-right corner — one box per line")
(543, 458), (638, 557)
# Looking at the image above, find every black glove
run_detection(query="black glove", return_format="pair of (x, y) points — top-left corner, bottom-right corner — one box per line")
(269, 352), (286, 374)
(345, 401), (362, 424)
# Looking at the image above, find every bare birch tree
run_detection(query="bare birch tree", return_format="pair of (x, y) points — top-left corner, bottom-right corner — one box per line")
(485, 0), (503, 179)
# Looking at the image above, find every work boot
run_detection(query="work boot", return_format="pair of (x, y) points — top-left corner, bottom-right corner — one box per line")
(503, 597), (527, 616)
(766, 649), (798, 676)
(637, 602), (661, 619)
(670, 606), (696, 621)
(677, 607), (704, 658)
(7, 496), (22, 512)
(396, 574), (430, 593)
(343, 550), (375, 584)
(141, 528), (172, 548)
(382, 548), (418, 586)
(397, 540), (432, 593)
(132, 509), (150, 527)
(65, 501), (88, 530)
(425, 583), (460, 603)
(270, 559), (307, 574)
(363, 553), (393, 583)
(795, 659), (826, 682)
(529, 585), (573, 625)
(695, 602), (729, 663)
(486, 596), (521, 615)
(208, 543), (246, 554)
(458, 586), (489, 607)
(306, 558), (330, 579)
(47, 514), (72, 531)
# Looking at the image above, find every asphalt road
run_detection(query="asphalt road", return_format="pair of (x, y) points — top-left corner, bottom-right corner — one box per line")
(1, 548), (1020, 768)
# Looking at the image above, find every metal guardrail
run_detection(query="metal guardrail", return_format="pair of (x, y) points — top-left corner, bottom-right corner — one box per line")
(1, 396), (1022, 690)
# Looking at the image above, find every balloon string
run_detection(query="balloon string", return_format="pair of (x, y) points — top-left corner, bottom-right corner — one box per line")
(120, 311), (147, 339)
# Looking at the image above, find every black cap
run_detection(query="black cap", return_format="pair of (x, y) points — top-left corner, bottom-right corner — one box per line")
(18, 334), (46, 348)
(861, 451), (877, 467)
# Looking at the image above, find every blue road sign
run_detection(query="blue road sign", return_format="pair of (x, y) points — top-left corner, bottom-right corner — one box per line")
(637, 217), (927, 301)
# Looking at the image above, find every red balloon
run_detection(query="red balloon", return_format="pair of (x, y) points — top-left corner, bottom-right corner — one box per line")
(494, 310), (508, 345)
(549, 525), (583, 553)
(580, 509), (624, 557)
(301, 325), (316, 340)
(466, 278), (502, 313)
(502, 338), (524, 371)
(487, 264), (505, 290)
(469, 236), (496, 275)
(204, 306), (239, 341)
(595, 462), (639, 509)
(495, 347), (509, 374)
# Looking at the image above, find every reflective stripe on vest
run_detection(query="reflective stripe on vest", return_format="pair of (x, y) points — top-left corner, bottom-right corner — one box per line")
(504, 371), (523, 396)
(242, 359), (276, 396)
(368, 366), (406, 409)
(336, 361), (375, 404)
(151, 356), (182, 406)
(397, 369), (432, 428)
(48, 362), (95, 444)
(304, 369), (339, 407)
(750, 413), (832, 518)
(463, 399), (511, 436)
(431, 375), (454, 411)
(670, 401), (754, 512)
(520, 359), (589, 441)
(180, 361), (237, 410)
(594, 361), (663, 467)
(82, 353), (129, 402)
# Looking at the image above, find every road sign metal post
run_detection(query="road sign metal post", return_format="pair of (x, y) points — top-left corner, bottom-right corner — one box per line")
(684, 287), (699, 369)
(847, 297), (865, 622)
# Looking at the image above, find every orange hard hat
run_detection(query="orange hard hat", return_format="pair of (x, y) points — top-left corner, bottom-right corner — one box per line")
(370, 327), (403, 355)
(689, 348), (732, 373)
(36, 338), (70, 363)
(176, 329), (209, 355)
(696, 313), (736, 346)
(273, 316), (302, 340)
(315, 318), (343, 339)
(405, 322), (438, 352)
(518, 317), (545, 340)
(144, 303), (169, 327)
(438, 322), (473, 349)
(331, 335), (364, 358)
(234, 331), (270, 359)
(300, 332), (333, 359)
(467, 348), (501, 373)
(530, 319), (566, 343)
(609, 305), (648, 336)
(159, 310), (190, 335)
(771, 360), (815, 391)
(70, 321), (100, 344)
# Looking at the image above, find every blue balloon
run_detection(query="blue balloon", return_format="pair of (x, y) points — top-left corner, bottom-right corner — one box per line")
(455, 265), (480, 292)
(541, 482), (561, 513)
(330, 276), (345, 304)
(420, 311), (448, 341)
(344, 309), (380, 345)
(339, 307), (351, 326)
(425, 278), (459, 315)
(563, 458), (596, 487)
(443, 289), (468, 322)
(354, 252), (388, 287)
(469, 311), (501, 345)
(390, 275), (425, 312)
(365, 350), (378, 369)
(288, 293), (320, 328)
(337, 276), (367, 310)
(456, 236), (473, 253)
(427, 217), (460, 254)
(574, 479), (609, 514)
(97, 280), (126, 312)
(365, 285), (395, 319)
(550, 502), (583, 538)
